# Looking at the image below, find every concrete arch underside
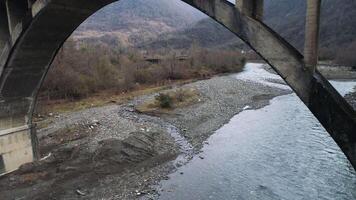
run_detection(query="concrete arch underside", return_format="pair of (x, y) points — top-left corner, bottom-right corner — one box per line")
(0, 0), (355, 174)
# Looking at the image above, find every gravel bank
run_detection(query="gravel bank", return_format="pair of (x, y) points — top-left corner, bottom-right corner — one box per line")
(0, 72), (290, 199)
(155, 75), (290, 149)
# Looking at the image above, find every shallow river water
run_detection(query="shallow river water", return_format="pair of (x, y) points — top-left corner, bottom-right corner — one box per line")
(158, 63), (356, 200)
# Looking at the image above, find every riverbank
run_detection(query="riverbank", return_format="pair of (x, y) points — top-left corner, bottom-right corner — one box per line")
(345, 87), (356, 109)
(0, 66), (290, 199)
(318, 65), (356, 79)
(158, 80), (356, 200)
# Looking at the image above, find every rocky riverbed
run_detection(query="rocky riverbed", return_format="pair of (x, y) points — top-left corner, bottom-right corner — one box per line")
(0, 68), (290, 200)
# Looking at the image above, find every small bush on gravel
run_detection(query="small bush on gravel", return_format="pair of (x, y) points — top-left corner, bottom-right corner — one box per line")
(155, 93), (173, 108)
(175, 89), (186, 102)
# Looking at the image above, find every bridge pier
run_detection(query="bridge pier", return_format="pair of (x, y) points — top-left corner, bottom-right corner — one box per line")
(5, 0), (29, 43)
(0, 98), (38, 175)
(304, 0), (321, 72)
(0, 124), (37, 175)
(0, 2), (9, 51)
(0, 2), (10, 70)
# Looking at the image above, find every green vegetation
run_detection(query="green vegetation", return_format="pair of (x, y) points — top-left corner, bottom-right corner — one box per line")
(155, 93), (173, 108)
(135, 88), (201, 114)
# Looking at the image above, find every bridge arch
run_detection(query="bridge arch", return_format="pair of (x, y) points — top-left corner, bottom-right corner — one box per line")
(0, 0), (355, 174)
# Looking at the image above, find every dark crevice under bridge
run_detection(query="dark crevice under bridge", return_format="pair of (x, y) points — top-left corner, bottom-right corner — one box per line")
(0, 0), (355, 175)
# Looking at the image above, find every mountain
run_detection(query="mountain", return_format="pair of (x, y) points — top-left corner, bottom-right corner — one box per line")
(73, 0), (205, 46)
(142, 0), (356, 53)
(72, 0), (356, 61)
(264, 0), (356, 54)
(136, 18), (245, 50)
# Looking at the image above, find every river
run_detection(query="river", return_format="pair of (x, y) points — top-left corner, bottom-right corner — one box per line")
(157, 63), (356, 200)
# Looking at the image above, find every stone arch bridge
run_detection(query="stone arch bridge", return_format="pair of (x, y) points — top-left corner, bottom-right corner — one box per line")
(0, 0), (355, 174)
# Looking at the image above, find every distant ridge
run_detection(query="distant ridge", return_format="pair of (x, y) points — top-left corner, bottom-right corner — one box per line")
(73, 0), (356, 57)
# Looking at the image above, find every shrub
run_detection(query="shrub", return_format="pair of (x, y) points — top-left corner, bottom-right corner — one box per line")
(155, 93), (173, 108)
(175, 89), (185, 102)
(39, 39), (247, 102)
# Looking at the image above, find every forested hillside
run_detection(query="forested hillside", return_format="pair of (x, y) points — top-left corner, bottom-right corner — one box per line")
(136, 19), (246, 50)
(74, 0), (356, 58)
(141, 0), (356, 57)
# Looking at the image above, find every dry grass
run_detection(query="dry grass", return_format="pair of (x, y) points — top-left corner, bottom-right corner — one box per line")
(135, 88), (201, 115)
(35, 79), (197, 117)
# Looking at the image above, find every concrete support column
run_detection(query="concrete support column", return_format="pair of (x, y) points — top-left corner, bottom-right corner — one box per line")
(0, 99), (30, 131)
(236, 0), (264, 20)
(0, 125), (35, 175)
(5, 0), (28, 42)
(304, 0), (321, 72)
(0, 98), (36, 174)
(0, 2), (10, 51)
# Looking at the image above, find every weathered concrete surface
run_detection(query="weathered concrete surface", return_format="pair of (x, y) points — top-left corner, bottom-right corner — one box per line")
(0, 127), (33, 175)
(236, 0), (264, 20)
(0, 0), (355, 173)
(304, 0), (321, 71)
(0, 1), (10, 70)
(5, 0), (28, 39)
(0, 2), (9, 51)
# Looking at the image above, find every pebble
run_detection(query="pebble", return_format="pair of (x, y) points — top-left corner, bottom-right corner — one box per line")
(243, 105), (251, 110)
(76, 189), (86, 196)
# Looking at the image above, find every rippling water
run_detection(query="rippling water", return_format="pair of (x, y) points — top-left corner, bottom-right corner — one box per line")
(158, 63), (356, 200)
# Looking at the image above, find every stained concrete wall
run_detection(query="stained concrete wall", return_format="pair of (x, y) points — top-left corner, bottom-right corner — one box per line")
(0, 99), (31, 131)
(0, 127), (34, 174)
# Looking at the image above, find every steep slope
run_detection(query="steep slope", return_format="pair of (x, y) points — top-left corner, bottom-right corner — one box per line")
(136, 18), (245, 50)
(73, 0), (205, 46)
(135, 0), (356, 55)
(79, 0), (204, 31)
(72, 0), (356, 60)
(264, 0), (356, 54)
